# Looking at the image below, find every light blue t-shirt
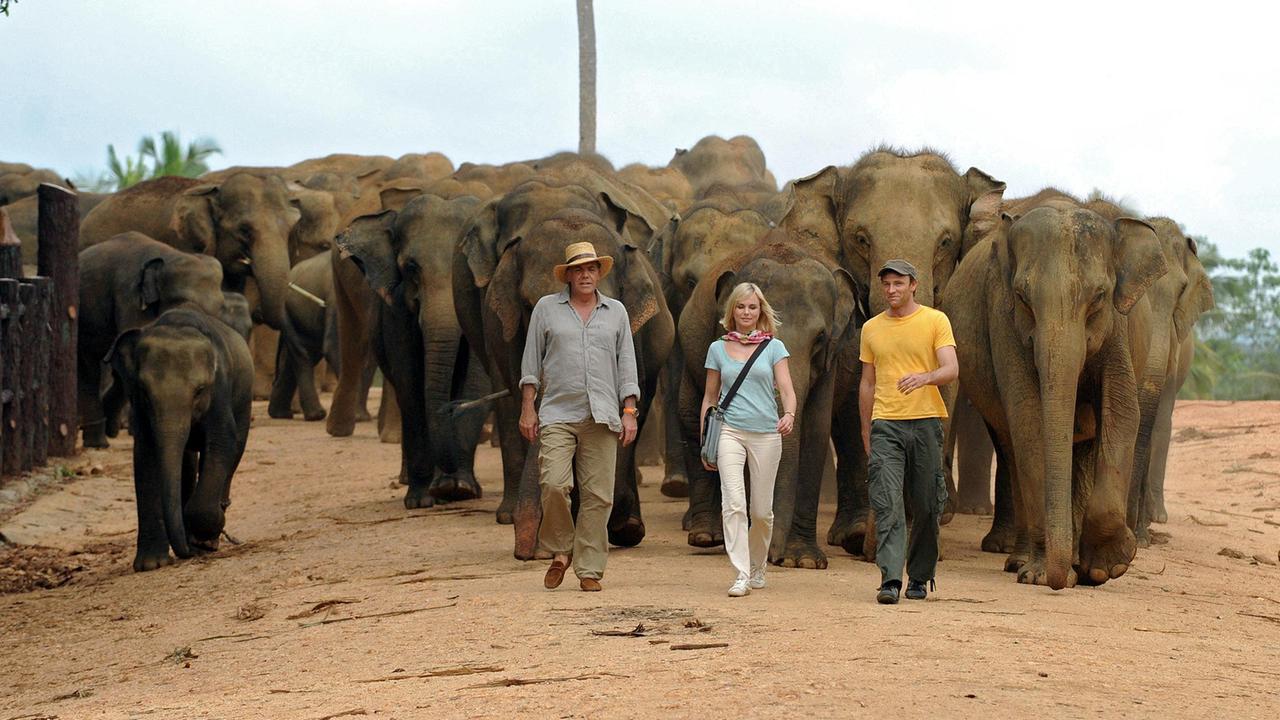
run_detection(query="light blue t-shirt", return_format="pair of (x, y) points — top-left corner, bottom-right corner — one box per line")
(704, 339), (790, 434)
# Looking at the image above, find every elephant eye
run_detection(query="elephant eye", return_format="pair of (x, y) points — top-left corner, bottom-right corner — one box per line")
(1087, 289), (1107, 317)
(403, 258), (421, 276)
(1015, 287), (1032, 314)
(854, 229), (870, 247)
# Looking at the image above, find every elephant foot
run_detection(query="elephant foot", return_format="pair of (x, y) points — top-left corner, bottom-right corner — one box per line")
(495, 495), (516, 524)
(302, 407), (327, 422)
(104, 415), (122, 438)
(82, 425), (110, 449)
(608, 515), (646, 547)
(189, 535), (221, 554)
(1152, 502), (1168, 524)
(1004, 551), (1028, 573)
(955, 500), (994, 515)
(513, 499), (540, 560)
(1076, 524), (1136, 586)
(428, 471), (482, 503)
(1016, 558), (1078, 589)
(132, 550), (174, 572)
(379, 425), (402, 444)
(267, 401), (294, 420)
(686, 512), (724, 548)
(1148, 528), (1171, 545)
(681, 506), (692, 531)
(981, 522), (1016, 554)
(403, 485), (436, 510)
(355, 407), (372, 423)
(773, 536), (829, 570)
(826, 509), (868, 557)
(660, 472), (689, 498)
(326, 415), (355, 438)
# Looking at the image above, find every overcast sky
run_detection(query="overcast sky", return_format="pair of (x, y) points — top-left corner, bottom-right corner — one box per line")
(6, 2), (1276, 257)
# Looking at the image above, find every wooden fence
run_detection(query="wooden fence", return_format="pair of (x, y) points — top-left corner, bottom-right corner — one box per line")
(0, 184), (79, 476)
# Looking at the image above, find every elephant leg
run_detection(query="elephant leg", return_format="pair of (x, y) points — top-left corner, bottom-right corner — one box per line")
(514, 437), (544, 560)
(294, 349), (328, 422)
(660, 350), (689, 498)
(101, 375), (128, 439)
(981, 424), (1018, 555)
(608, 430), (646, 547)
(79, 355), (110, 448)
(376, 311), (433, 509)
(267, 324), (299, 419)
(953, 398), (995, 514)
(377, 379), (402, 444)
(493, 393), (524, 524)
(826, 388), (870, 558)
(774, 371), (836, 570)
(1147, 380), (1177, 526)
(355, 354), (375, 423)
(427, 358), (488, 503)
(187, 407), (248, 552)
(326, 259), (367, 437)
(681, 370), (722, 548)
(131, 422), (173, 571)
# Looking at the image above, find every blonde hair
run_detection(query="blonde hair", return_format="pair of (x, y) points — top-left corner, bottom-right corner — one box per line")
(720, 282), (781, 334)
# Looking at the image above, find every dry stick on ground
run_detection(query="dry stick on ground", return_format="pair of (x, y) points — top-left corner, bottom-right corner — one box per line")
(1205, 508), (1280, 526)
(670, 643), (730, 651)
(591, 623), (649, 637)
(464, 672), (630, 689)
(315, 710), (367, 720)
(397, 574), (496, 585)
(1238, 611), (1280, 625)
(357, 665), (504, 683)
(299, 602), (457, 627)
(287, 598), (361, 619)
(1187, 515), (1228, 527)
(932, 598), (996, 604)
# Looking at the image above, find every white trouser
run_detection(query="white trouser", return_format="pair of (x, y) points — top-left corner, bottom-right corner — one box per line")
(717, 424), (782, 579)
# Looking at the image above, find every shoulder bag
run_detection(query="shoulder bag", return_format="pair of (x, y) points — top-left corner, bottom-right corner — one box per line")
(701, 339), (771, 467)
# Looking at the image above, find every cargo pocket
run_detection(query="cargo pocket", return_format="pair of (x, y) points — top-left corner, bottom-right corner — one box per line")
(934, 469), (950, 518)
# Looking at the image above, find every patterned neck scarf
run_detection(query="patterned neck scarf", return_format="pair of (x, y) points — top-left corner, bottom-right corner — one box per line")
(722, 330), (773, 345)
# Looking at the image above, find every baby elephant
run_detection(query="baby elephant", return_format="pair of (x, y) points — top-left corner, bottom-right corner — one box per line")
(108, 308), (254, 572)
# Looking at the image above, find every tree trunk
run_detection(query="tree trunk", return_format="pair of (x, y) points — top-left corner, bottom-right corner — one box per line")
(576, 0), (597, 155)
(37, 183), (79, 457)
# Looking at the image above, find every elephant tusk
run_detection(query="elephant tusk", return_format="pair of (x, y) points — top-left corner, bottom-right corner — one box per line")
(237, 256), (253, 266)
(448, 389), (512, 414)
(289, 282), (327, 308)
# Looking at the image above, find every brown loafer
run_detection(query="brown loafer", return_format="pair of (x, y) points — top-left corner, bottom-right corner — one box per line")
(580, 578), (602, 592)
(544, 559), (569, 589)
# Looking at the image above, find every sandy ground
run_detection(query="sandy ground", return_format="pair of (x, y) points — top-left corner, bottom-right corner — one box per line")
(1, 397), (1278, 719)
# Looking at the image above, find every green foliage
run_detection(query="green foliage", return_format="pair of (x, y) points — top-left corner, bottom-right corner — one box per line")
(1182, 238), (1280, 400)
(0, 0), (14, 17)
(74, 131), (222, 192)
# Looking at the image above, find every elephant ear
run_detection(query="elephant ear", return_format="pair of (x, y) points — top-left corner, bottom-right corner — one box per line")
(460, 198), (501, 288)
(825, 267), (860, 372)
(962, 167), (1007, 257)
(992, 212), (1017, 301)
(105, 328), (143, 397)
(777, 165), (840, 230)
(1112, 217), (1168, 315)
(170, 184), (219, 254)
(335, 210), (400, 305)
(616, 243), (662, 334)
(1174, 239), (1215, 342)
(138, 257), (164, 312)
(486, 239), (526, 343)
(712, 269), (739, 331)
(378, 179), (425, 212)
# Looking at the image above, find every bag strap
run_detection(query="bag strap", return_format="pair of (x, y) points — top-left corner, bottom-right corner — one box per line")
(720, 338), (771, 412)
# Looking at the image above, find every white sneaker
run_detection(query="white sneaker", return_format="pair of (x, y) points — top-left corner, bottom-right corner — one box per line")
(728, 576), (751, 597)
(749, 567), (767, 589)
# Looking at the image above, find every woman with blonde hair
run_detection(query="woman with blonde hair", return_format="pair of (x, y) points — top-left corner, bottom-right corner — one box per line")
(700, 282), (797, 597)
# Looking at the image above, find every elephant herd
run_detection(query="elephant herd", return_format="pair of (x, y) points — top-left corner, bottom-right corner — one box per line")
(1, 136), (1213, 589)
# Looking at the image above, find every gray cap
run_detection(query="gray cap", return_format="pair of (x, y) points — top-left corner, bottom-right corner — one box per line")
(877, 259), (919, 279)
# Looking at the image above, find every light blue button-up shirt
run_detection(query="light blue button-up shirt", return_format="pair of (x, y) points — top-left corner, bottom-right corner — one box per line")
(519, 288), (641, 433)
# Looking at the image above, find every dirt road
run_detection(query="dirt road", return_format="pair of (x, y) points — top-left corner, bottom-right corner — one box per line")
(1, 398), (1278, 719)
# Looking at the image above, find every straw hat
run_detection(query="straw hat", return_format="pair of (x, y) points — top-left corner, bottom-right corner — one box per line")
(554, 242), (614, 283)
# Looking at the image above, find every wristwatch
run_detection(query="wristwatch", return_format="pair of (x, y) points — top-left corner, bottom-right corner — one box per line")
(622, 407), (639, 418)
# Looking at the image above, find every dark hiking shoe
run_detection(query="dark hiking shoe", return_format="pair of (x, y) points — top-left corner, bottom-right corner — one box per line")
(905, 579), (929, 600)
(876, 581), (901, 604)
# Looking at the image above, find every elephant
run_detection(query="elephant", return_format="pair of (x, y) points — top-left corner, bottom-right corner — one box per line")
(0, 165), (64, 206)
(336, 193), (494, 507)
(80, 173), (300, 330)
(5, 190), (111, 267)
(78, 231), (228, 448)
(677, 238), (858, 563)
(941, 197), (1167, 588)
(649, 197), (774, 498)
(455, 206), (674, 559)
(381, 152), (455, 184)
(107, 307), (253, 571)
(452, 162), (537, 196)
(668, 135), (777, 197)
(715, 149), (1003, 568)
(220, 291), (254, 341)
(453, 163), (677, 525)
(268, 251), (340, 422)
(618, 163), (694, 212)
(1127, 217), (1214, 541)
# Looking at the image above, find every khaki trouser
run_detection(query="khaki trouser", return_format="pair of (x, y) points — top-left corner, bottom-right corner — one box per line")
(538, 421), (618, 580)
(717, 425), (782, 580)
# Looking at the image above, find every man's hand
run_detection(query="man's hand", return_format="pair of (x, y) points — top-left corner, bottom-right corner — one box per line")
(897, 371), (932, 395)
(519, 405), (539, 443)
(620, 412), (638, 446)
(862, 429), (871, 457)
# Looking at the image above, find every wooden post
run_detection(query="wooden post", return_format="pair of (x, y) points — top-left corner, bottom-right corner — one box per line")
(24, 277), (52, 468)
(17, 281), (35, 471)
(1, 279), (25, 474)
(37, 182), (79, 457)
(0, 208), (21, 279)
(0, 285), (7, 472)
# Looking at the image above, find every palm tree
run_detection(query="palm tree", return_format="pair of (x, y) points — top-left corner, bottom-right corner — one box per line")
(139, 131), (222, 179)
(105, 144), (148, 190)
(576, 0), (596, 155)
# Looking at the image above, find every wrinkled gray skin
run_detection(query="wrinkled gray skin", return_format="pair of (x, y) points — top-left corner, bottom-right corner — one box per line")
(220, 292), (254, 341)
(5, 190), (111, 267)
(338, 194), (493, 508)
(668, 135), (777, 196)
(717, 150), (1003, 569)
(78, 232), (227, 449)
(677, 241), (857, 562)
(943, 200), (1166, 589)
(268, 252), (338, 422)
(455, 206), (674, 559)
(81, 174), (300, 330)
(649, 198), (774, 500)
(108, 308), (253, 572)
(0, 165), (64, 206)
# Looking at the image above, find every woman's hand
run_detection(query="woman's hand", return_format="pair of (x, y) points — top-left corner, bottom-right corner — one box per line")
(777, 412), (795, 436)
(702, 459), (718, 472)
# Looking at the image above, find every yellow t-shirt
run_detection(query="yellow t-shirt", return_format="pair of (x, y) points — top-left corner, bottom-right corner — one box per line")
(859, 305), (956, 421)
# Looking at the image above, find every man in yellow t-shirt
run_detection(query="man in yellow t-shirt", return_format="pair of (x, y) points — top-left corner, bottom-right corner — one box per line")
(858, 259), (958, 604)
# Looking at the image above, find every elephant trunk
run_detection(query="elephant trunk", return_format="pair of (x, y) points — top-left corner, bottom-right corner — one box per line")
(768, 358), (811, 553)
(423, 328), (464, 473)
(1036, 332), (1083, 591)
(153, 414), (194, 559)
(252, 239), (291, 330)
(1130, 317), (1172, 528)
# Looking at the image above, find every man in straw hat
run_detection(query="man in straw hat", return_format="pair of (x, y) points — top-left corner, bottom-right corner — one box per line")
(520, 241), (640, 592)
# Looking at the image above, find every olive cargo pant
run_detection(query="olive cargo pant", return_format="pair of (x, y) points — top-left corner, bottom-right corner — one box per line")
(538, 421), (618, 581)
(868, 417), (949, 586)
